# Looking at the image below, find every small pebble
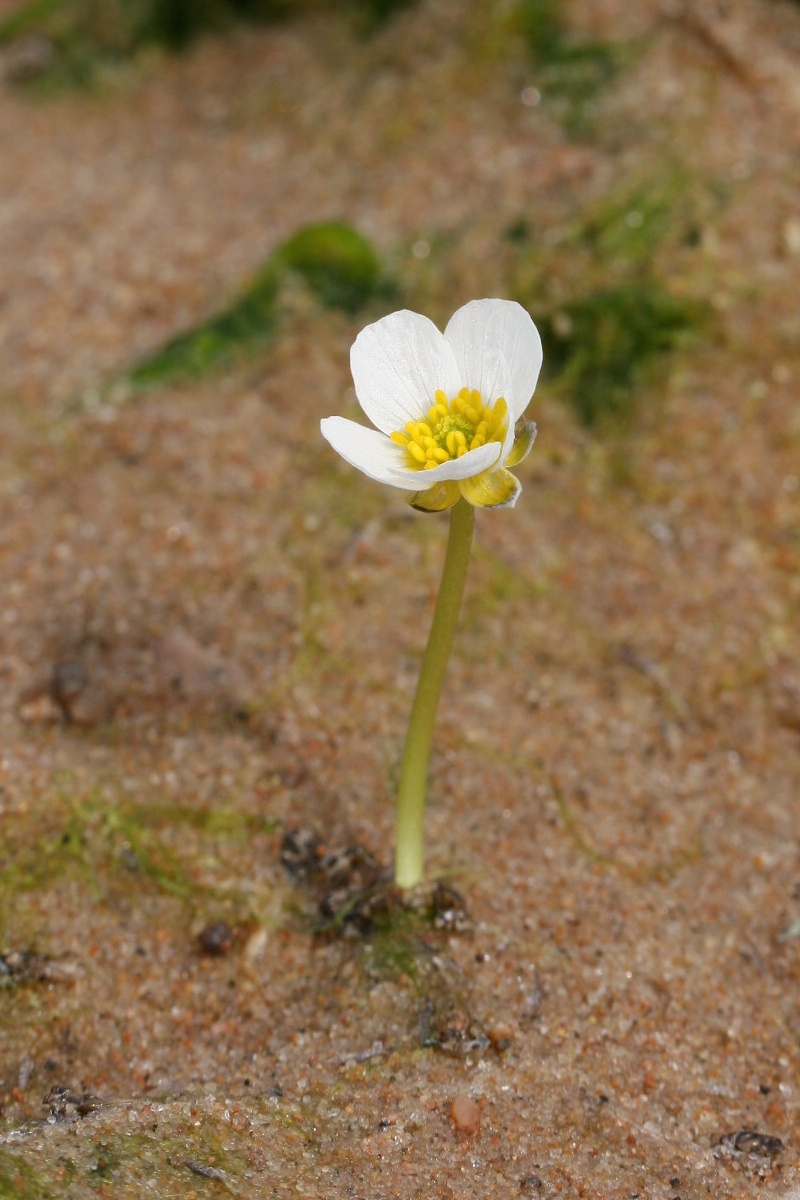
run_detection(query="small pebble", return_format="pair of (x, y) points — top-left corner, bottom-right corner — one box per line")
(450, 1094), (481, 1137)
(198, 922), (233, 956)
(17, 1057), (35, 1089)
(183, 1158), (227, 1181)
(487, 1021), (513, 1051)
(717, 1130), (784, 1157)
(51, 659), (89, 708)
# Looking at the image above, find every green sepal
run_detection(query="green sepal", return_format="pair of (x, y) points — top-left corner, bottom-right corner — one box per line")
(459, 469), (521, 509)
(506, 420), (537, 468)
(409, 481), (461, 512)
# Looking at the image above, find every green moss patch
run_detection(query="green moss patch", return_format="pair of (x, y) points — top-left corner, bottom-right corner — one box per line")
(128, 264), (281, 388)
(539, 281), (704, 426)
(273, 221), (383, 315)
(129, 221), (386, 389)
(507, 173), (712, 427)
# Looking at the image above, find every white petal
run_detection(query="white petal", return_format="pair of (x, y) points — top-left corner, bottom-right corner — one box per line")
(408, 441), (502, 485)
(444, 299), (543, 421)
(350, 310), (462, 436)
(320, 417), (420, 490)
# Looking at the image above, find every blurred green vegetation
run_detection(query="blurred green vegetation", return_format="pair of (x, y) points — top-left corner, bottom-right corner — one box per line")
(274, 222), (385, 314)
(507, 173), (711, 426)
(406, 170), (709, 431)
(139, 0), (292, 50)
(129, 220), (388, 388)
(513, 0), (625, 134)
(538, 282), (702, 427)
(129, 263), (281, 388)
(0, 0), (418, 84)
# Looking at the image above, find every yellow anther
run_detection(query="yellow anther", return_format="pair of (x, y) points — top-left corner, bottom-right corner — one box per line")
(394, 388), (508, 471)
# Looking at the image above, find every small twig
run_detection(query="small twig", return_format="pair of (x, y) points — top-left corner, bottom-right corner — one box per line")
(548, 768), (702, 881)
(660, 5), (758, 90)
(336, 1040), (389, 1066)
(618, 642), (690, 719)
(182, 1158), (230, 1183)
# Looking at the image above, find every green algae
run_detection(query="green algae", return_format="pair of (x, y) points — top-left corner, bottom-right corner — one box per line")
(0, 1153), (52, 1200)
(0, 788), (278, 931)
(0, 1123), (254, 1199)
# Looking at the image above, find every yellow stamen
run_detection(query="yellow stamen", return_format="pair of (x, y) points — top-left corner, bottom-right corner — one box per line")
(394, 387), (508, 472)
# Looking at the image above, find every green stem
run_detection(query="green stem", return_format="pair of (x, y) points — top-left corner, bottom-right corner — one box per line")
(394, 498), (476, 888)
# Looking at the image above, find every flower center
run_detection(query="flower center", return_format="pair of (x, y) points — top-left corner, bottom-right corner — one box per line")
(390, 388), (508, 470)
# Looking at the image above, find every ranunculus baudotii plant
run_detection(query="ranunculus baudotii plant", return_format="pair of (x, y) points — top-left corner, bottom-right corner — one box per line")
(322, 299), (542, 888)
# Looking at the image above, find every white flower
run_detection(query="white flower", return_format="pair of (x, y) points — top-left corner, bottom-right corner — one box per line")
(320, 298), (542, 510)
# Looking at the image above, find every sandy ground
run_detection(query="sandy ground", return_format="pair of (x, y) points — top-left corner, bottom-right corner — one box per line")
(1, 0), (799, 1196)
